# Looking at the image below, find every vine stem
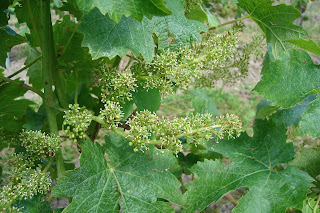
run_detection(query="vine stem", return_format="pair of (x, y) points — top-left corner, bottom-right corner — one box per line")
(0, 75), (44, 97)
(0, 55), (42, 86)
(42, 158), (54, 174)
(201, 15), (251, 34)
(160, 105), (185, 113)
(40, 0), (65, 178)
(314, 194), (320, 213)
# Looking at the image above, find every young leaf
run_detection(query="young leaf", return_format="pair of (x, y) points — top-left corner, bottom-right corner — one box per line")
(76, 0), (172, 23)
(52, 133), (182, 212)
(183, 119), (313, 213)
(133, 86), (161, 112)
(238, 0), (307, 58)
(79, 8), (155, 61)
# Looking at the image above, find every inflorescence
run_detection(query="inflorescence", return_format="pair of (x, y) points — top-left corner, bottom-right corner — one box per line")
(63, 104), (93, 141)
(20, 130), (60, 157)
(0, 130), (56, 211)
(99, 100), (124, 129)
(126, 110), (242, 154)
(97, 66), (137, 103)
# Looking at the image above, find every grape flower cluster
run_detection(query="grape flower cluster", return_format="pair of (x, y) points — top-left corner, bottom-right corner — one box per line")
(20, 130), (60, 157)
(126, 110), (242, 154)
(97, 65), (137, 103)
(130, 27), (241, 96)
(63, 104), (93, 141)
(99, 100), (124, 129)
(0, 153), (52, 212)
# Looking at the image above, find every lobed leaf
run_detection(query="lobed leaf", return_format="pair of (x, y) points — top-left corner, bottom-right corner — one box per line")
(238, 0), (307, 58)
(79, 8), (156, 61)
(255, 50), (320, 136)
(183, 119), (313, 212)
(53, 133), (182, 212)
(76, 0), (172, 23)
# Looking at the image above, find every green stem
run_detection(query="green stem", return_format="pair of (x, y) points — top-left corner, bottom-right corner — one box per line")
(0, 75), (44, 97)
(202, 15), (251, 33)
(160, 105), (185, 113)
(42, 158), (54, 173)
(314, 194), (320, 213)
(40, 0), (65, 178)
(0, 55), (42, 86)
(176, 125), (221, 138)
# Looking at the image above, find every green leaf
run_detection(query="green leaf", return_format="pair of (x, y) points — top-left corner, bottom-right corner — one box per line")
(15, 0), (41, 47)
(185, 5), (208, 23)
(184, 119), (313, 213)
(254, 50), (320, 136)
(133, 86), (161, 112)
(53, 15), (95, 69)
(12, 194), (51, 213)
(302, 198), (320, 213)
(0, 0), (13, 27)
(270, 94), (316, 128)
(291, 148), (320, 179)
(299, 98), (320, 137)
(59, 0), (83, 19)
(0, 27), (26, 67)
(287, 39), (320, 55)
(255, 50), (319, 108)
(190, 89), (220, 116)
(76, 0), (172, 23)
(153, 0), (207, 50)
(238, 0), (307, 58)
(79, 8), (155, 61)
(23, 107), (46, 131)
(0, 83), (33, 132)
(53, 133), (182, 212)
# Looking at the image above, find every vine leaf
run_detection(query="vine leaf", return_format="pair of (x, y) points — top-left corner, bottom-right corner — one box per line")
(254, 50), (320, 137)
(0, 27), (26, 67)
(0, 0), (13, 27)
(78, 0), (206, 61)
(79, 8), (156, 61)
(153, 0), (207, 50)
(133, 86), (161, 112)
(14, 0), (41, 47)
(238, 0), (306, 58)
(12, 194), (51, 213)
(25, 48), (43, 89)
(287, 39), (320, 55)
(183, 119), (313, 213)
(76, 0), (172, 23)
(53, 15), (95, 69)
(52, 133), (182, 212)
(291, 148), (320, 179)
